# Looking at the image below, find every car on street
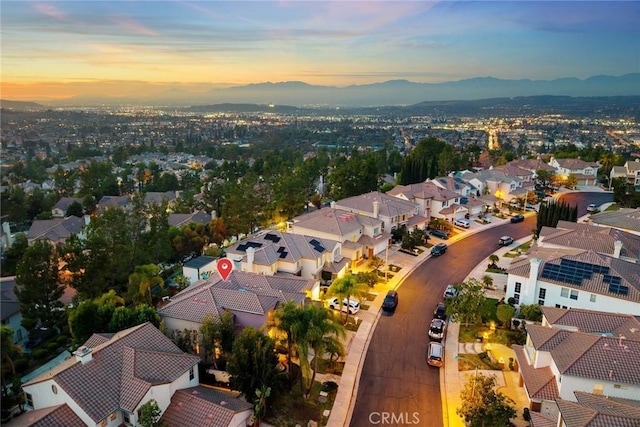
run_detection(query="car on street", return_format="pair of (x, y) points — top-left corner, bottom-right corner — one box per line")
(498, 236), (514, 246)
(587, 203), (597, 212)
(427, 341), (444, 367)
(431, 243), (448, 256)
(510, 214), (525, 223)
(434, 302), (447, 320)
(443, 285), (457, 299)
(429, 229), (449, 240)
(382, 290), (399, 313)
(428, 318), (446, 341)
(328, 297), (360, 315)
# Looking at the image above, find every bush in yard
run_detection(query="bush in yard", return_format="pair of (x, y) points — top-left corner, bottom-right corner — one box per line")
(14, 357), (29, 373)
(31, 348), (49, 360)
(46, 342), (59, 352)
(56, 335), (68, 346)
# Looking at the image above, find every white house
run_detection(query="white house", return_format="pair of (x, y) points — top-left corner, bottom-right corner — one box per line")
(387, 181), (463, 222)
(505, 246), (640, 316)
(610, 159), (640, 188)
(548, 156), (600, 186)
(182, 255), (217, 285)
(19, 323), (203, 427)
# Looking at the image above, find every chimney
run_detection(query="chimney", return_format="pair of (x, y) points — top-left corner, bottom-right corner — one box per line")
(74, 346), (93, 364)
(373, 200), (380, 218)
(613, 240), (622, 258)
(246, 247), (255, 272)
(529, 258), (542, 285)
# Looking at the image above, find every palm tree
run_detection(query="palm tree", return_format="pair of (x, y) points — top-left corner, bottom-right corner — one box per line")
(326, 274), (370, 325)
(481, 274), (494, 289)
(488, 254), (500, 269)
(269, 300), (304, 389)
(1, 325), (23, 398)
(299, 305), (346, 398)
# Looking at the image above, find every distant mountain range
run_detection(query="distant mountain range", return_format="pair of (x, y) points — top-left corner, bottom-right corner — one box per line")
(2, 73), (639, 108)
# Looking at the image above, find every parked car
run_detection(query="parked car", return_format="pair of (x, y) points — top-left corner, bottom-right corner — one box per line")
(498, 236), (514, 246)
(434, 302), (447, 320)
(510, 214), (525, 223)
(427, 341), (444, 367)
(382, 290), (399, 313)
(587, 203), (597, 212)
(453, 219), (470, 229)
(443, 285), (457, 299)
(429, 229), (449, 240)
(428, 318), (446, 341)
(431, 243), (448, 256)
(328, 297), (360, 315)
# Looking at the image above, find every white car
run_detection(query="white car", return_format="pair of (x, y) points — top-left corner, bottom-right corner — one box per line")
(587, 203), (597, 212)
(443, 285), (457, 299)
(328, 297), (360, 314)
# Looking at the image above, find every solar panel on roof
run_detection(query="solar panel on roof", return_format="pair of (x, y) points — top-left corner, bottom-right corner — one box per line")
(540, 258), (612, 286)
(309, 239), (320, 245)
(264, 233), (281, 243)
(609, 283), (629, 296)
(279, 251), (288, 258)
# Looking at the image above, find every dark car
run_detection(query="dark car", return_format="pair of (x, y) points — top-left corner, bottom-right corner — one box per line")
(434, 302), (447, 320)
(510, 214), (525, 223)
(431, 243), (448, 256)
(429, 229), (449, 240)
(382, 290), (399, 313)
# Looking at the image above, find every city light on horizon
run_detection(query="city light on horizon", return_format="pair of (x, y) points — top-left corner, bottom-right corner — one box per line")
(1, 1), (638, 102)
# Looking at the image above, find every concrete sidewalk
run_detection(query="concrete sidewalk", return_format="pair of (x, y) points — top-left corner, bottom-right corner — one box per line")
(328, 211), (533, 426)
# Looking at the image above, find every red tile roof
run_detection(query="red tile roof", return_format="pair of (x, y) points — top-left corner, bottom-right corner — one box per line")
(161, 386), (252, 427)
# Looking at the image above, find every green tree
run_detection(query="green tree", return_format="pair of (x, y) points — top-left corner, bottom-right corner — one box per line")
(15, 240), (65, 333)
(456, 373), (516, 427)
(1, 233), (28, 277)
(496, 304), (516, 329)
(66, 201), (84, 218)
(269, 300), (303, 389)
(138, 399), (165, 427)
(445, 278), (486, 327)
(519, 304), (543, 322)
(126, 264), (164, 306)
(226, 327), (282, 402)
(565, 173), (578, 190)
(199, 311), (235, 367)
(326, 274), (370, 325)
(1, 325), (23, 397)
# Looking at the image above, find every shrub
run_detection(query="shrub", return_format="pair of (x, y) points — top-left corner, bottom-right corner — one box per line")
(523, 408), (531, 421)
(46, 342), (59, 352)
(507, 297), (516, 305)
(478, 352), (489, 360)
(322, 381), (339, 392)
(31, 348), (49, 360)
(56, 335), (68, 346)
(14, 357), (29, 373)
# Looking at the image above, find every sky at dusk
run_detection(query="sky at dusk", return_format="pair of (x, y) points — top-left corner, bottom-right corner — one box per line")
(1, 1), (639, 101)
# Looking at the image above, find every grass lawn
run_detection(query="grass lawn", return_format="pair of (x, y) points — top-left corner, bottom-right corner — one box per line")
(314, 358), (345, 375)
(605, 204), (620, 211)
(457, 353), (502, 371)
(503, 240), (533, 258)
(266, 380), (337, 427)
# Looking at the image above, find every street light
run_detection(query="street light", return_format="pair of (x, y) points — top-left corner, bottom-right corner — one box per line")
(455, 354), (480, 398)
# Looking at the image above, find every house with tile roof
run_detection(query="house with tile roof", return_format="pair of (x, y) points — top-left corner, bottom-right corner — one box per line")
(287, 206), (390, 261)
(26, 216), (88, 245)
(555, 392), (640, 427)
(588, 208), (640, 236)
(387, 181), (467, 222)
(333, 191), (427, 235)
(609, 159), (640, 189)
(549, 157), (600, 186)
(51, 197), (83, 218)
(160, 386), (252, 427)
(168, 210), (212, 228)
(97, 195), (131, 213)
(144, 191), (178, 207)
(540, 306), (640, 338)
(158, 270), (314, 351)
(461, 168), (527, 206)
(226, 231), (344, 299)
(512, 323), (640, 418)
(20, 322), (202, 427)
(508, 158), (556, 175)
(537, 220), (640, 263)
(505, 246), (640, 315)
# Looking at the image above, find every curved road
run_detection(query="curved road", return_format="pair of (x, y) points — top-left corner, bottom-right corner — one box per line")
(350, 191), (613, 427)
(350, 217), (535, 427)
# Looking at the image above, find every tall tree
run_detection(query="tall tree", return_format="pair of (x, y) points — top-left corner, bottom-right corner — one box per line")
(269, 300), (303, 390)
(456, 373), (516, 427)
(445, 278), (486, 327)
(199, 311), (235, 367)
(15, 240), (65, 333)
(326, 274), (370, 325)
(1, 325), (23, 396)
(126, 264), (164, 306)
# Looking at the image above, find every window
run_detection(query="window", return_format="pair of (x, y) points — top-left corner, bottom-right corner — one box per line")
(561, 288), (569, 298)
(189, 367), (195, 381)
(555, 304), (561, 308)
(26, 393), (33, 408)
(570, 290), (578, 300)
(538, 288), (546, 299)
(613, 384), (628, 390)
(593, 383), (604, 395)
(513, 294), (520, 305)
(515, 282), (522, 293)
(51, 384), (57, 394)
(123, 411), (130, 423)
(590, 294), (597, 303)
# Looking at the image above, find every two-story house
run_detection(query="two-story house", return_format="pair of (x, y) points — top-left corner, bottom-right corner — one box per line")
(505, 247), (640, 315)
(549, 157), (600, 186)
(226, 231), (346, 298)
(610, 158), (640, 189)
(287, 206), (390, 262)
(386, 181), (463, 222)
(512, 307), (640, 419)
(18, 322), (233, 427)
(462, 168), (526, 206)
